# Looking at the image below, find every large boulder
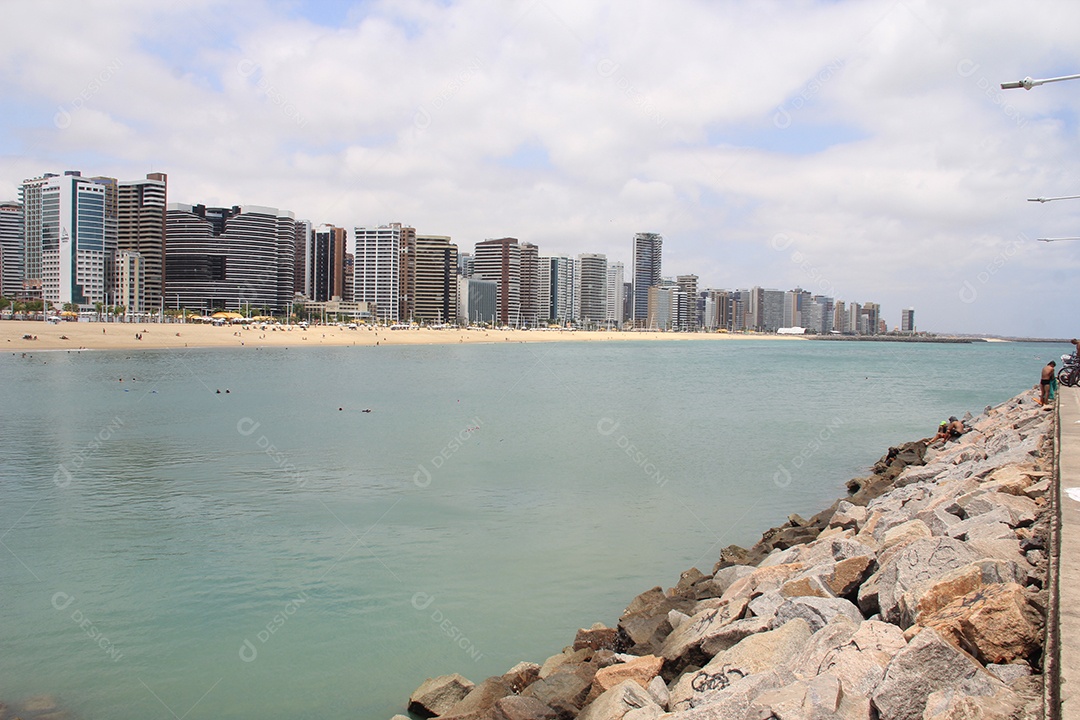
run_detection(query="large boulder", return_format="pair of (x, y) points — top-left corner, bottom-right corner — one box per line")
(871, 628), (1004, 720)
(898, 559), (1026, 627)
(791, 618), (907, 697)
(748, 672), (873, 720)
(493, 696), (558, 720)
(916, 582), (1044, 665)
(656, 668), (796, 719)
(658, 597), (747, 672)
(669, 618), (812, 711)
(588, 655), (663, 703)
(521, 671), (592, 718)
(576, 679), (663, 720)
(773, 596), (864, 633)
(409, 674), (476, 718)
(923, 684), (1040, 720)
(864, 537), (981, 626)
(441, 677), (513, 720)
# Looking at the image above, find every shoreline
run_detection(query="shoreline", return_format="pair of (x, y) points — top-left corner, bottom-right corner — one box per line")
(0, 320), (1023, 353)
(0, 320), (806, 352)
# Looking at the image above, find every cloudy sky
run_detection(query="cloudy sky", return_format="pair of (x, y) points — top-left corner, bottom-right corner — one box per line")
(3, 0), (1080, 336)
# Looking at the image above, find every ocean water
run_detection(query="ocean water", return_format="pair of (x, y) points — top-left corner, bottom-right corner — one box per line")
(0, 338), (1062, 719)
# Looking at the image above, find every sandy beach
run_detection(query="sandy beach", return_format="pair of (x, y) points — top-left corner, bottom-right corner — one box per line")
(0, 320), (804, 352)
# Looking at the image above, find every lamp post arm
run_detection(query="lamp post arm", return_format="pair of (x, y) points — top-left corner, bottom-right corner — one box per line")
(1002, 73), (1080, 90)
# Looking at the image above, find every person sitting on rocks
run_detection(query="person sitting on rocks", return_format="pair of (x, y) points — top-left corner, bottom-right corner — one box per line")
(945, 416), (967, 440)
(929, 420), (949, 445)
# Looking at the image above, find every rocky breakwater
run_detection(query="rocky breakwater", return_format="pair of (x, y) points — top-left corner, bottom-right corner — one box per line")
(399, 389), (1055, 720)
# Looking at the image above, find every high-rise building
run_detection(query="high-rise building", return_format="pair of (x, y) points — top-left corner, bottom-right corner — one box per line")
(473, 238), (520, 326)
(676, 274), (698, 330)
(901, 307), (915, 334)
(646, 284), (679, 331)
(354, 225), (402, 322)
(310, 224), (347, 302)
(631, 232), (662, 326)
(342, 252), (354, 303)
(860, 302), (880, 335)
(458, 276), (497, 324)
(458, 253), (473, 277)
(115, 250), (144, 315)
(606, 261), (625, 328)
(540, 256), (575, 325)
(40, 172), (115, 309)
(622, 282), (632, 324)
(19, 173), (57, 299)
(519, 242), (540, 327)
(294, 220), (313, 299)
(414, 235), (458, 324)
(0, 201), (22, 297)
(117, 173), (167, 311)
(397, 224), (417, 321)
(165, 203), (297, 313)
(576, 253), (608, 327)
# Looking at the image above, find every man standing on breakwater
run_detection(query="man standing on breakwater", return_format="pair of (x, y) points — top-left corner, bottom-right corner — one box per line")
(1039, 360), (1056, 405)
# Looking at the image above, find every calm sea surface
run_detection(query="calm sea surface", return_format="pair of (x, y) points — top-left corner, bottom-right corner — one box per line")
(0, 338), (1063, 718)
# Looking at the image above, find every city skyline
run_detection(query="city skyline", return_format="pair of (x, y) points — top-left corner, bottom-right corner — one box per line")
(2, 2), (1079, 336)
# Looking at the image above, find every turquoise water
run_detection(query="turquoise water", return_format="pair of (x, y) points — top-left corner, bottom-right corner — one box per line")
(0, 339), (1062, 719)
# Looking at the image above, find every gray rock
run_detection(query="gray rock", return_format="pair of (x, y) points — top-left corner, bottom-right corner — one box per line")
(829, 501), (868, 531)
(792, 617), (906, 697)
(747, 591), (786, 620)
(986, 662), (1033, 684)
(409, 673), (476, 718)
(659, 597), (748, 672)
(646, 675), (669, 710)
(871, 537), (981, 625)
(915, 506), (961, 537)
(773, 596), (864, 633)
(699, 615), (772, 656)
(749, 672), (873, 720)
(663, 668), (796, 718)
(923, 684), (1039, 720)
(709, 565), (754, 596)
(871, 627), (1004, 720)
(669, 619), (812, 711)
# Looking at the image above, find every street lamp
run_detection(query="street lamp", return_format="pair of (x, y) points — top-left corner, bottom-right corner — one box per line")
(1029, 195), (1080, 203)
(1001, 73), (1080, 90)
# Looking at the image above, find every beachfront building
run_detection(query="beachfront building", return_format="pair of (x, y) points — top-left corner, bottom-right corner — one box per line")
(0, 201), (22, 298)
(457, 276), (497, 325)
(519, 242), (541, 327)
(114, 250), (145, 315)
(293, 219), (313, 299)
(414, 235), (458, 324)
(397, 224), (417, 322)
(473, 237), (520, 326)
(902, 307), (915, 334)
(676, 275), (698, 330)
(117, 173), (167, 312)
(646, 285), (674, 331)
(861, 302), (881, 335)
(342, 253), (354, 303)
(39, 172), (117, 310)
(631, 232), (662, 327)
(575, 253), (608, 328)
(606, 261), (625, 328)
(165, 203), (297, 314)
(310, 224), (347, 302)
(540, 255), (575, 326)
(354, 224), (403, 323)
(18, 173), (54, 300)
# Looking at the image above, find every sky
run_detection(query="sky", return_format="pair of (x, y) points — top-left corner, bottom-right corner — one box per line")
(3, 0), (1080, 337)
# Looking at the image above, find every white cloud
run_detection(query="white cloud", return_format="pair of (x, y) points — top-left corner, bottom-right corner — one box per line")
(3, 0), (1080, 335)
